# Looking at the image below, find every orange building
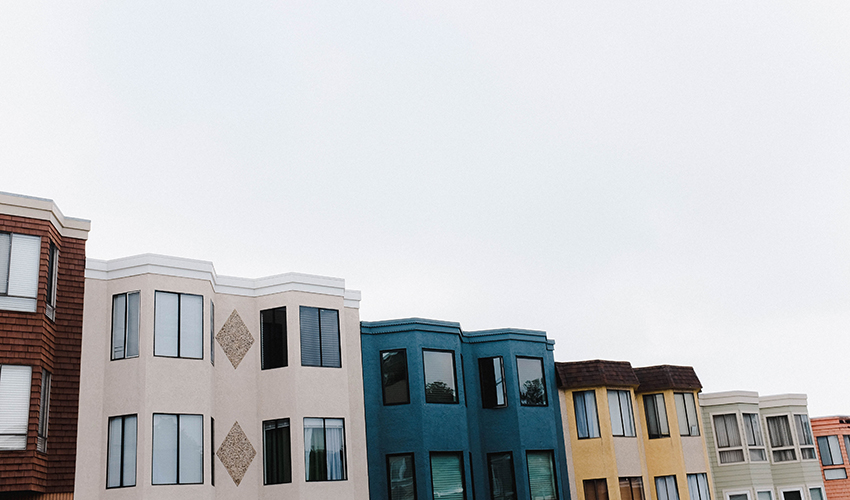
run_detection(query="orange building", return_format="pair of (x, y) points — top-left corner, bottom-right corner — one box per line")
(811, 416), (850, 500)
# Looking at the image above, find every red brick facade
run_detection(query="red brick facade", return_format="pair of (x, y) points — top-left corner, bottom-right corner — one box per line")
(811, 416), (850, 500)
(0, 212), (87, 497)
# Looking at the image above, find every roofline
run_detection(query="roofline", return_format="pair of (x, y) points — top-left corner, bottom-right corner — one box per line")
(361, 318), (554, 347)
(85, 253), (361, 307)
(0, 191), (91, 239)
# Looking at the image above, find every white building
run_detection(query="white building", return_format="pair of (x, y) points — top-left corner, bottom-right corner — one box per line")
(75, 254), (369, 499)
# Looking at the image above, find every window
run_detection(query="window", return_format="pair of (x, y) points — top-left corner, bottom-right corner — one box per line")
(517, 357), (547, 406)
(742, 413), (766, 461)
(388, 453), (416, 500)
(264, 418), (291, 484)
(655, 476), (679, 500)
(620, 477), (644, 500)
(794, 414), (816, 459)
(300, 306), (340, 367)
(210, 417), (215, 486)
(730, 494), (749, 500)
(154, 291), (203, 359)
(686, 474), (710, 500)
(527, 450), (557, 500)
(210, 301), (215, 365)
(608, 390), (636, 437)
(675, 393), (699, 436)
(766, 415), (796, 462)
(112, 292), (140, 360)
(431, 452), (466, 500)
(584, 479), (609, 500)
(107, 415), (137, 488)
(423, 350), (458, 404)
(152, 414), (203, 485)
(757, 491), (773, 500)
(0, 232), (41, 312)
(573, 390), (600, 439)
(713, 414), (745, 463)
(818, 435), (843, 466)
(644, 394), (669, 439)
(0, 364), (32, 450)
(488, 452), (515, 500)
(781, 491), (802, 500)
(479, 357), (507, 409)
(261, 306), (287, 369)
(381, 349), (410, 405)
(825, 468), (848, 480)
(809, 488), (824, 500)
(37, 370), (51, 452)
(304, 418), (346, 481)
(45, 243), (58, 320)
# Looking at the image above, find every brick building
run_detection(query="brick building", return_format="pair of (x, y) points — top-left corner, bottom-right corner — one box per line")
(0, 192), (90, 499)
(811, 416), (850, 500)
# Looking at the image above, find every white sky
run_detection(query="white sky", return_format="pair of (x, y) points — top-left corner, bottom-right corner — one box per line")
(2, 2), (848, 417)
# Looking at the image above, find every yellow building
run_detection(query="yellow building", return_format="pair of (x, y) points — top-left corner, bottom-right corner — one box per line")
(557, 360), (715, 500)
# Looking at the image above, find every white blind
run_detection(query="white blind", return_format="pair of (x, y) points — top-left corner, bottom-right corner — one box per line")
(0, 365), (33, 450)
(7, 234), (41, 299)
(179, 294), (203, 359)
(0, 233), (10, 293)
(154, 292), (179, 357)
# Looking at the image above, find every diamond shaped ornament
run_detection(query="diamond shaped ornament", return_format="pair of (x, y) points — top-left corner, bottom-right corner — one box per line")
(216, 309), (254, 369)
(215, 422), (256, 486)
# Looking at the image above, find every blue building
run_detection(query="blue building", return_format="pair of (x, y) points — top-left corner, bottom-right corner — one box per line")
(361, 318), (570, 500)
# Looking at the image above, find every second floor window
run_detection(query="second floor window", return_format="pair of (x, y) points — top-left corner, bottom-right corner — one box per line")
(674, 393), (699, 436)
(381, 349), (409, 405)
(154, 291), (203, 359)
(742, 413), (766, 461)
(713, 413), (744, 463)
(423, 350), (458, 404)
(608, 390), (635, 437)
(261, 306), (287, 369)
(112, 292), (140, 360)
(643, 394), (669, 439)
(766, 415), (796, 462)
(574, 390), (600, 439)
(0, 232), (41, 313)
(818, 435), (843, 466)
(36, 370), (51, 452)
(300, 306), (340, 368)
(45, 243), (58, 319)
(517, 357), (547, 406)
(794, 414), (816, 459)
(479, 356), (507, 408)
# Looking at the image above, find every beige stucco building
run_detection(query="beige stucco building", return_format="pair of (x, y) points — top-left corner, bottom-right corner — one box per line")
(75, 254), (368, 499)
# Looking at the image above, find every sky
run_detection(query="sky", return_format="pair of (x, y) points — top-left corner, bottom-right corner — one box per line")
(1, 2), (848, 417)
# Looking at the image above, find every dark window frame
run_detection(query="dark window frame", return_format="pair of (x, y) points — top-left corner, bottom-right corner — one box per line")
(430, 451), (467, 500)
(299, 306), (341, 368)
(36, 369), (51, 453)
(422, 349), (460, 405)
(153, 291), (204, 360)
(264, 417), (292, 485)
(106, 414), (138, 489)
(516, 356), (548, 407)
(526, 449), (558, 500)
(574, 390), (601, 439)
(261, 306), (288, 370)
(584, 478), (609, 500)
(45, 242), (58, 320)
(381, 349), (410, 406)
(479, 356), (508, 409)
(387, 452), (417, 500)
(304, 417), (347, 482)
(643, 393), (670, 439)
(210, 301), (215, 366)
(111, 291), (140, 361)
(487, 451), (516, 500)
(211, 417), (215, 486)
(151, 413), (204, 485)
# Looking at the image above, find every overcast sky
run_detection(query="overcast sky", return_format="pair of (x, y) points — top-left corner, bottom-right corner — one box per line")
(2, 1), (848, 417)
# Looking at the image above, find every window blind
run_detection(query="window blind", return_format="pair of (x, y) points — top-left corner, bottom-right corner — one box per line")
(431, 453), (464, 500)
(0, 365), (32, 450)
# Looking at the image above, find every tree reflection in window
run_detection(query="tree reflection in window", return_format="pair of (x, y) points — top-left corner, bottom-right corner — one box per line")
(423, 350), (458, 404)
(517, 357), (547, 406)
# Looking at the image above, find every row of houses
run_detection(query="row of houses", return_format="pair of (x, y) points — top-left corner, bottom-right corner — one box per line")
(0, 191), (845, 500)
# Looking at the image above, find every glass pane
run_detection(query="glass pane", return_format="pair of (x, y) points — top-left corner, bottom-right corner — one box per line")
(154, 292), (179, 357)
(517, 357), (546, 406)
(829, 435), (844, 464)
(107, 417), (123, 487)
(743, 413), (763, 446)
(264, 419), (291, 485)
(730, 495), (748, 500)
(389, 454), (416, 500)
(620, 391), (635, 437)
(261, 307), (287, 369)
(493, 357), (505, 406)
(825, 468), (847, 480)
(111, 294), (126, 359)
(809, 489), (823, 500)
(795, 415), (813, 445)
(0, 365), (32, 444)
(0, 233), (10, 293)
(180, 294), (203, 359)
(179, 415), (203, 484)
(684, 394), (699, 435)
(527, 451), (556, 500)
(488, 452), (515, 500)
(431, 453), (465, 500)
(382, 350), (409, 405)
(749, 449), (766, 461)
(609, 391), (624, 436)
(719, 449), (745, 464)
(126, 292), (140, 357)
(325, 419), (345, 480)
(123, 415), (137, 487)
(783, 492), (802, 500)
(757, 492), (773, 500)
(304, 418), (326, 481)
(300, 307), (321, 366)
(675, 394), (688, 437)
(7, 234), (41, 299)
(320, 309), (341, 367)
(424, 351), (457, 404)
(152, 414), (178, 484)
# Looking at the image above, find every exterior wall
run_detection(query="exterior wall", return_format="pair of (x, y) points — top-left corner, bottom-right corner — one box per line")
(0, 193), (90, 497)
(361, 319), (570, 500)
(75, 255), (368, 500)
(700, 392), (825, 500)
(811, 417), (850, 500)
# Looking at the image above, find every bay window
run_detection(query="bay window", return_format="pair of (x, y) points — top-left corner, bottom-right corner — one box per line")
(154, 292), (203, 359)
(300, 306), (341, 368)
(152, 413), (203, 484)
(304, 418), (346, 481)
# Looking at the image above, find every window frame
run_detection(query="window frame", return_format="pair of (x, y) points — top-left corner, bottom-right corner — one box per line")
(711, 412), (746, 465)
(261, 306), (288, 370)
(45, 242), (58, 320)
(304, 417), (347, 482)
(106, 414), (138, 489)
(794, 414), (816, 461)
(153, 291), (204, 360)
(765, 414), (798, 463)
(608, 389), (636, 437)
(0, 232), (42, 312)
(387, 452), (417, 500)
(263, 417), (292, 485)
(573, 390), (601, 439)
(479, 356), (508, 409)
(675, 392), (700, 436)
(430, 451), (467, 500)
(111, 291), (140, 361)
(655, 475), (679, 500)
(151, 413), (204, 485)
(299, 306), (341, 368)
(644, 393), (670, 439)
(817, 435), (843, 466)
(778, 488), (804, 500)
(36, 369), (51, 453)
(526, 450), (558, 500)
(742, 413), (767, 462)
(725, 491), (751, 500)
(381, 349), (411, 406)
(487, 451), (516, 500)
(210, 300), (215, 366)
(516, 356), (548, 407)
(620, 477), (645, 500)
(0, 363), (33, 451)
(422, 349), (459, 405)
(584, 478), (609, 500)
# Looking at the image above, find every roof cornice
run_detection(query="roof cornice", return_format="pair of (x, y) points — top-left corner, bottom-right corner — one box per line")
(0, 191), (91, 240)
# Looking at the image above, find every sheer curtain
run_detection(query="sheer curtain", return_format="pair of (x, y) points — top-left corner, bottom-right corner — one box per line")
(325, 419), (345, 480)
(304, 418), (325, 481)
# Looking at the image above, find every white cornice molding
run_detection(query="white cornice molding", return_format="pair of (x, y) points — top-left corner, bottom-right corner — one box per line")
(699, 390), (761, 406)
(86, 254), (361, 307)
(759, 393), (808, 409)
(0, 191), (91, 240)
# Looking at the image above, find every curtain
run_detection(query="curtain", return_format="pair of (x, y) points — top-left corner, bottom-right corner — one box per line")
(608, 391), (624, 436)
(655, 476), (678, 500)
(686, 474), (709, 500)
(766, 416), (793, 447)
(304, 418), (325, 480)
(325, 418), (345, 480)
(620, 391), (635, 436)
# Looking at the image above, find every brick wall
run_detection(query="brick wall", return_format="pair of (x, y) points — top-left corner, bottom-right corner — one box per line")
(811, 417), (850, 500)
(0, 214), (86, 495)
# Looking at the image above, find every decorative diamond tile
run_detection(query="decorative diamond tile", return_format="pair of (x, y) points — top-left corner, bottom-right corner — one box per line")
(216, 309), (254, 369)
(216, 421), (256, 486)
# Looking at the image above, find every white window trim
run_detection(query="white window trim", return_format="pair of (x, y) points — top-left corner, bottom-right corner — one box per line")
(777, 487), (805, 500)
(754, 488), (775, 500)
(763, 412), (801, 464)
(793, 414), (817, 461)
(725, 490), (752, 500)
(710, 411), (748, 466)
(805, 484), (825, 500)
(741, 412), (768, 463)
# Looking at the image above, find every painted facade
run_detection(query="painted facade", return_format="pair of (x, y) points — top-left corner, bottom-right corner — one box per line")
(0, 192), (90, 499)
(699, 392), (825, 500)
(75, 254), (369, 499)
(810, 416), (850, 500)
(361, 318), (570, 500)
(557, 361), (713, 500)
